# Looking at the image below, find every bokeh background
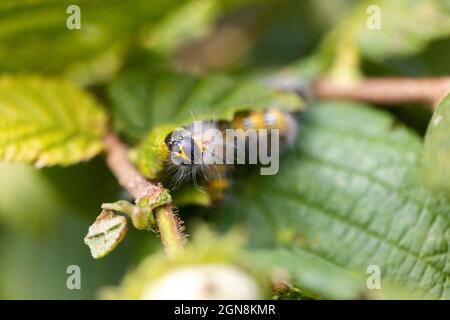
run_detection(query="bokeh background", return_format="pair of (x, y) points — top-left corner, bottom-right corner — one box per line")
(0, 0), (449, 299)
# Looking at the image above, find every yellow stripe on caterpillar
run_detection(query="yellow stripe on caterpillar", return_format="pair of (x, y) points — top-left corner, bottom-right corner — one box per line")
(207, 177), (230, 190)
(232, 108), (297, 145)
(205, 177), (231, 203)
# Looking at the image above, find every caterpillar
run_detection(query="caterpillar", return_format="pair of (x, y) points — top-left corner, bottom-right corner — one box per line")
(163, 108), (299, 203)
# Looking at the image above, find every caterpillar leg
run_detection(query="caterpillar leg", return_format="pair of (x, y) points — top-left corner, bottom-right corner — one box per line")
(203, 164), (230, 204)
(205, 176), (231, 203)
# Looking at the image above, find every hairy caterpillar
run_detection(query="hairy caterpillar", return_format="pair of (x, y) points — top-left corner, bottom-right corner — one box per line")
(164, 108), (299, 203)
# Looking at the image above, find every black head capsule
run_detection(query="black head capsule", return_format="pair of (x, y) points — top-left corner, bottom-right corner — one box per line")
(164, 128), (203, 166)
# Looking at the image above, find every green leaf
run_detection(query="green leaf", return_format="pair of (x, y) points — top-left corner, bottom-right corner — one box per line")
(0, 76), (107, 167)
(357, 0), (450, 61)
(309, 0), (450, 81)
(141, 0), (220, 56)
(247, 248), (366, 300)
(84, 210), (128, 259)
(172, 184), (212, 207)
(0, 0), (187, 83)
(247, 247), (428, 300)
(0, 0), (275, 84)
(244, 248), (367, 299)
(213, 101), (450, 299)
(110, 71), (303, 140)
(422, 93), (450, 195)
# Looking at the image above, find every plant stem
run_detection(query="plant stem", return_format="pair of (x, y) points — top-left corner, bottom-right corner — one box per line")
(313, 77), (450, 110)
(155, 205), (184, 259)
(103, 132), (185, 257)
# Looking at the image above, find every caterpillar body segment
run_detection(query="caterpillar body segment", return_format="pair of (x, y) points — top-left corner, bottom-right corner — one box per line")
(204, 164), (231, 203)
(232, 108), (298, 146)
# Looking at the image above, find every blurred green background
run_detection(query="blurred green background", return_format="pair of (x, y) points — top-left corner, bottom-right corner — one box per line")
(0, 0), (449, 299)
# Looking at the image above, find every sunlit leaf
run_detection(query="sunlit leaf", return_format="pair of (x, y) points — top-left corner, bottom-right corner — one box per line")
(0, 76), (107, 167)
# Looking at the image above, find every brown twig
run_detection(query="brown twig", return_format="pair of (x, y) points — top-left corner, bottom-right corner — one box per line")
(103, 132), (184, 257)
(313, 77), (450, 110)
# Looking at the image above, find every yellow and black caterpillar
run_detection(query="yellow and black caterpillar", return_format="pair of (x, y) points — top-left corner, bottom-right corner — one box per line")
(163, 108), (299, 203)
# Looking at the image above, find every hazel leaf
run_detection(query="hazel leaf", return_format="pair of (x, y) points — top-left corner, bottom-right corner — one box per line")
(84, 210), (128, 259)
(214, 101), (450, 299)
(422, 93), (450, 195)
(0, 76), (107, 167)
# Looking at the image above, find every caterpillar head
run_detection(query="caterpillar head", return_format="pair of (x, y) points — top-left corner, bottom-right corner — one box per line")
(163, 121), (227, 189)
(164, 128), (202, 167)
